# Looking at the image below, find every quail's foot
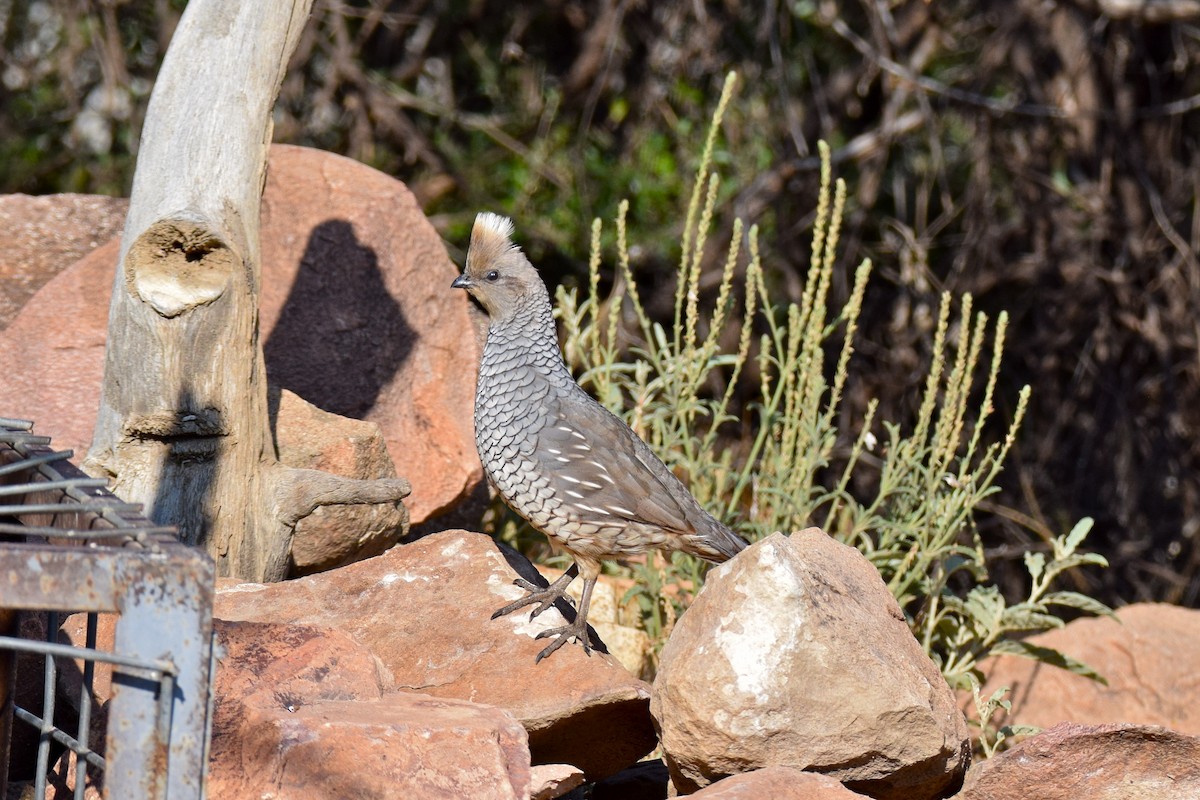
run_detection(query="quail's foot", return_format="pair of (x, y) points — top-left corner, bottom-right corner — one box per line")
(533, 613), (597, 663)
(491, 564), (578, 621)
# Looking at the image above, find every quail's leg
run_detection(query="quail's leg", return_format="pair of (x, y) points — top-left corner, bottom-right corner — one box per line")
(492, 563), (579, 621)
(534, 574), (599, 662)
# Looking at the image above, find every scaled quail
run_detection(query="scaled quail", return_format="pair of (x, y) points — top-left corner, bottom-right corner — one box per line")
(452, 212), (748, 662)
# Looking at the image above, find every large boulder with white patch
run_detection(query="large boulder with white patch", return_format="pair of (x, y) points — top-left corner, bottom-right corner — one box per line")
(650, 529), (970, 799)
(213, 529), (656, 780)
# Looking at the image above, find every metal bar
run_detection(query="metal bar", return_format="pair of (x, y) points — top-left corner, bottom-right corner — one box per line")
(200, 635), (218, 796)
(0, 501), (143, 515)
(0, 609), (17, 800)
(34, 611), (59, 800)
(0, 478), (109, 497)
(0, 449), (73, 478)
(0, 636), (174, 680)
(0, 433), (52, 446)
(11, 706), (105, 770)
(0, 523), (174, 539)
(75, 613), (98, 800)
(0, 418), (33, 430)
(0, 549), (122, 612)
(0, 537), (171, 556)
(107, 552), (214, 800)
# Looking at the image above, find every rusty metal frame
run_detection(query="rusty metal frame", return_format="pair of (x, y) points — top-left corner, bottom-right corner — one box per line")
(0, 418), (214, 800)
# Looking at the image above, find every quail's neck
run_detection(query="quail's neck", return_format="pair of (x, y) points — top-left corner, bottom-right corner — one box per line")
(485, 285), (570, 374)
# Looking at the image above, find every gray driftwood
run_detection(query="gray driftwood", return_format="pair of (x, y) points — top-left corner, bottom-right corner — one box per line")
(86, 0), (409, 580)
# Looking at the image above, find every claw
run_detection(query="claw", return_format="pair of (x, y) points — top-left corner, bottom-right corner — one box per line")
(512, 578), (540, 593)
(533, 618), (596, 662)
(490, 564), (605, 661)
(491, 564), (579, 621)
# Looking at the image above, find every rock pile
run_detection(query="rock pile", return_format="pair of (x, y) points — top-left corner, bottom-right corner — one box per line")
(212, 530), (658, 782)
(5, 159), (1200, 799)
(210, 528), (971, 798)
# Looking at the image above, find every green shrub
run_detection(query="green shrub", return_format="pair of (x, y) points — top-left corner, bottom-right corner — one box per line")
(499, 72), (1111, 749)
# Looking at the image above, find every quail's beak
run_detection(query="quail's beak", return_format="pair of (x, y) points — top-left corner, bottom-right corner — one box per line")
(451, 274), (472, 290)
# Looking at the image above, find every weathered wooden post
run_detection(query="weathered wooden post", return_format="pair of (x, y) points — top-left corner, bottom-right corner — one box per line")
(86, 0), (409, 581)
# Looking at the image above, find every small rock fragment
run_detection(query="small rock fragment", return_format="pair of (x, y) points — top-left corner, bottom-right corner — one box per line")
(690, 767), (870, 799)
(530, 763), (586, 800)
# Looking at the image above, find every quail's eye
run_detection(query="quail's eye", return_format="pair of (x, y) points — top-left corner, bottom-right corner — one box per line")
(485, 270), (500, 282)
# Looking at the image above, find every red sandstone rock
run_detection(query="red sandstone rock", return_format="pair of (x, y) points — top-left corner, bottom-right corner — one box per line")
(0, 193), (127, 330)
(213, 619), (375, 731)
(236, 695), (528, 800)
(211, 620), (390, 710)
(206, 618), (531, 799)
(651, 529), (970, 799)
(0, 236), (116, 460)
(273, 386), (399, 481)
(530, 763), (586, 800)
(257, 145), (480, 524)
(219, 693), (530, 800)
(970, 602), (1200, 735)
(690, 767), (870, 799)
(274, 388), (409, 575)
(0, 145), (481, 525)
(957, 722), (1200, 800)
(214, 530), (658, 780)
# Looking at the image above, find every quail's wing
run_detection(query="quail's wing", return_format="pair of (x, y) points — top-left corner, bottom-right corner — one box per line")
(533, 389), (700, 533)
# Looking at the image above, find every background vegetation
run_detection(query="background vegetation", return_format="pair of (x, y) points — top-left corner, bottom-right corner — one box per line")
(546, 90), (1112, 723)
(3, 2), (1199, 616)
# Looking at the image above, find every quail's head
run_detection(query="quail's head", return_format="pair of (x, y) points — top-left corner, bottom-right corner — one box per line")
(452, 212), (543, 322)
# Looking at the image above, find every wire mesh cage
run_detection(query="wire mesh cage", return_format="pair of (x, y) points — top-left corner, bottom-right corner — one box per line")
(0, 417), (215, 800)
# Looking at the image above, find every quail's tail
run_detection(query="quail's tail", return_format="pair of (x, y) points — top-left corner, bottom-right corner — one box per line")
(692, 517), (750, 563)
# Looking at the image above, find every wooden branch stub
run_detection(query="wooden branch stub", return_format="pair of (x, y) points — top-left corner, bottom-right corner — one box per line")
(273, 468), (412, 527)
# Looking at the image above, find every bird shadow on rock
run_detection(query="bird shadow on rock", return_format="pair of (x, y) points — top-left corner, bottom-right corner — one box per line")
(493, 539), (610, 656)
(405, 477), (491, 539)
(263, 219), (414, 429)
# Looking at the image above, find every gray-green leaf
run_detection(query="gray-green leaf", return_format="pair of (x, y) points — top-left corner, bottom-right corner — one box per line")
(1041, 590), (1117, 619)
(989, 640), (1108, 684)
(1064, 516), (1095, 553)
